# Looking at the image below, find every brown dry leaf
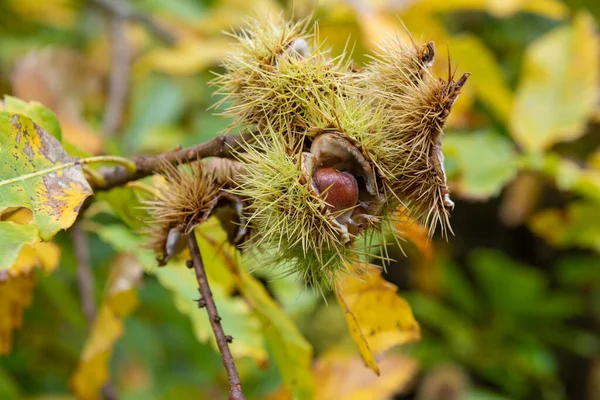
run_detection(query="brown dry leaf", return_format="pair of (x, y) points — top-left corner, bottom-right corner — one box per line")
(71, 253), (143, 400)
(510, 12), (599, 152)
(12, 48), (104, 154)
(0, 273), (35, 355)
(334, 266), (421, 375)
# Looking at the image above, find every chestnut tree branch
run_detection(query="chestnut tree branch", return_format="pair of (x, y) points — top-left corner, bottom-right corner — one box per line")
(94, 132), (249, 191)
(89, 0), (176, 44)
(187, 233), (245, 400)
(103, 16), (131, 136)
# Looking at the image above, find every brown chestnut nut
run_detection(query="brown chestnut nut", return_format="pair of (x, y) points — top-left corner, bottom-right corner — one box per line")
(313, 168), (359, 213)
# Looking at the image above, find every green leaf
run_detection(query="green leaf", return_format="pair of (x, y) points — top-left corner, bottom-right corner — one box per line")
(526, 152), (600, 203)
(1, 96), (62, 141)
(510, 11), (599, 151)
(125, 75), (185, 152)
(404, 292), (477, 358)
(155, 263), (267, 363)
(236, 271), (315, 400)
(468, 249), (546, 316)
(443, 261), (481, 319)
(97, 185), (152, 231)
(443, 130), (518, 199)
(94, 223), (268, 363)
(555, 256), (600, 287)
(0, 112), (92, 251)
(468, 249), (582, 320)
(530, 201), (600, 252)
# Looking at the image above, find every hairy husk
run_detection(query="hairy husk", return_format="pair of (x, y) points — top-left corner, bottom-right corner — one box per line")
(211, 17), (467, 289)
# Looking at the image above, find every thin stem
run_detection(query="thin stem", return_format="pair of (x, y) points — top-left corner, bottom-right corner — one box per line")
(84, 155), (137, 172)
(71, 222), (119, 400)
(187, 233), (245, 400)
(72, 222), (96, 326)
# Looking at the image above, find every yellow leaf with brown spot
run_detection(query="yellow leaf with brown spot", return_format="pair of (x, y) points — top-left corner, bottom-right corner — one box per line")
(70, 253), (143, 400)
(0, 273), (35, 355)
(0, 112), (92, 274)
(510, 12), (599, 151)
(335, 266), (421, 375)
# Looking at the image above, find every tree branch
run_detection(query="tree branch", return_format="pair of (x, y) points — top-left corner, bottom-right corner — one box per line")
(94, 132), (249, 191)
(72, 222), (96, 326)
(89, 0), (176, 45)
(187, 233), (245, 400)
(71, 222), (119, 400)
(103, 16), (131, 136)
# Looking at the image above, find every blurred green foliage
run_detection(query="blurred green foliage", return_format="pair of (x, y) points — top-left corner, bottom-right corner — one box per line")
(0, 0), (599, 399)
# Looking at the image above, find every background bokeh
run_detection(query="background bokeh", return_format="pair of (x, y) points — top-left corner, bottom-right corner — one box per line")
(1, 0), (599, 399)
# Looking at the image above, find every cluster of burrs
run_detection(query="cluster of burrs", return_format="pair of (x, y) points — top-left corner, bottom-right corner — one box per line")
(145, 16), (469, 290)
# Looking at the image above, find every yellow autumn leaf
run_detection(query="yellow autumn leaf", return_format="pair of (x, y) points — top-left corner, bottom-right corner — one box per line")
(314, 351), (419, 400)
(0, 205), (60, 354)
(448, 34), (513, 125)
(267, 351), (419, 400)
(10, 241), (60, 278)
(335, 266), (421, 375)
(137, 37), (233, 76)
(407, 0), (568, 19)
(5, 0), (76, 27)
(510, 12), (599, 152)
(195, 0), (283, 35)
(71, 253), (143, 400)
(0, 273), (35, 355)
